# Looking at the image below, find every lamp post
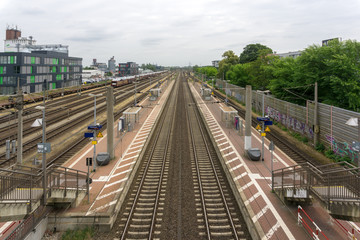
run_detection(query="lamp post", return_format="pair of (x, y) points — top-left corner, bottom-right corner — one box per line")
(89, 93), (102, 171)
(35, 105), (46, 204)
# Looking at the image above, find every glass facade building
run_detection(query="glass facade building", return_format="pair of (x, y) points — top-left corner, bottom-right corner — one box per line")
(0, 51), (82, 95)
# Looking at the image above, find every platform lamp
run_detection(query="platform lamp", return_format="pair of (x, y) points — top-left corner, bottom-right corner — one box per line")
(345, 117), (360, 167)
(31, 79), (47, 205)
(89, 93), (102, 171)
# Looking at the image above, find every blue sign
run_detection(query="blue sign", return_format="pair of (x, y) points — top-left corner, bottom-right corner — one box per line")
(84, 132), (94, 138)
(257, 117), (270, 121)
(88, 125), (102, 130)
(264, 121), (273, 126)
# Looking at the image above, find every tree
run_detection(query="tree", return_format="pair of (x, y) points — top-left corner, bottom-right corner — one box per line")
(218, 50), (239, 79)
(268, 39), (360, 110)
(239, 43), (273, 64)
(226, 63), (251, 87)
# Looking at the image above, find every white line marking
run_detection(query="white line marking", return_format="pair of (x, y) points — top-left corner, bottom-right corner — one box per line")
(86, 200), (117, 215)
(126, 149), (142, 155)
(219, 142), (228, 146)
(96, 188), (123, 201)
(216, 137), (226, 142)
(214, 133), (223, 138)
(110, 169), (132, 179)
(189, 83), (296, 239)
(104, 177), (128, 189)
(230, 163), (243, 172)
(263, 221), (281, 240)
(221, 146), (232, 152)
(120, 155), (137, 162)
(244, 192), (261, 206)
(212, 130), (222, 134)
(225, 157), (238, 164)
(239, 181), (253, 191)
(252, 205), (270, 222)
(234, 172), (247, 181)
(223, 151), (234, 157)
(117, 160), (136, 170)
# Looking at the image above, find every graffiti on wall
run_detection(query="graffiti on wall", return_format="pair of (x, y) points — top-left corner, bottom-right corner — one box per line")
(265, 106), (314, 138)
(325, 135), (357, 162)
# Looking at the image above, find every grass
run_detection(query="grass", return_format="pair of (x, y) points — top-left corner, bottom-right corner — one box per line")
(61, 226), (94, 240)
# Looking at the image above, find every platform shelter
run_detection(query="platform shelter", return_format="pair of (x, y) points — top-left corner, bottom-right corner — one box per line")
(202, 88), (212, 100)
(220, 106), (237, 127)
(150, 88), (161, 101)
(123, 107), (141, 130)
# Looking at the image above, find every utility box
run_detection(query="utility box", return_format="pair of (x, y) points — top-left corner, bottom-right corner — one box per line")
(202, 88), (212, 101)
(123, 107), (141, 127)
(150, 88), (161, 101)
(221, 106), (237, 127)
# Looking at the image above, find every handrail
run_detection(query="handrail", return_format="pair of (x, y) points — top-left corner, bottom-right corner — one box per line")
(298, 205), (329, 240)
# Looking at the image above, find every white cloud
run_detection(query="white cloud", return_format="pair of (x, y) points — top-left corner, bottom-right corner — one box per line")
(0, 0), (359, 66)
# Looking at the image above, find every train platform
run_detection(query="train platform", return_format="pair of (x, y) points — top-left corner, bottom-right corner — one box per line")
(45, 79), (175, 231)
(189, 81), (360, 240)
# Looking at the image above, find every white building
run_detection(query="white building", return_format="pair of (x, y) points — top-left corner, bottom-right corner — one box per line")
(276, 51), (302, 59)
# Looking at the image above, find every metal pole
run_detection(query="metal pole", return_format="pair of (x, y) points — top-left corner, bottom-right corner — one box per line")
(262, 121), (265, 161)
(314, 82), (319, 145)
(134, 81), (137, 107)
(93, 96), (97, 171)
(107, 87), (114, 159)
(42, 81), (47, 205)
(262, 93), (265, 161)
(245, 85), (252, 150)
(358, 117), (360, 167)
(270, 141), (274, 192)
(16, 78), (23, 164)
(226, 80), (228, 105)
(87, 163), (90, 203)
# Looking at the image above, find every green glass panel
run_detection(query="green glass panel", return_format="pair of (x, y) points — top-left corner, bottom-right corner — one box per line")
(0, 77), (3, 84)
(52, 83), (56, 89)
(10, 56), (14, 64)
(64, 66), (67, 72)
(30, 76), (35, 83)
(30, 67), (33, 74)
(0, 67), (2, 74)
(53, 66), (56, 73)
(31, 57), (35, 64)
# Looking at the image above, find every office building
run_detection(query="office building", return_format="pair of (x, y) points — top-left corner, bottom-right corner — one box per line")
(0, 28), (82, 95)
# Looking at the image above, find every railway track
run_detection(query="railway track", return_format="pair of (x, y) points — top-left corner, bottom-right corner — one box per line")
(0, 75), (168, 166)
(117, 73), (176, 239)
(100, 72), (250, 239)
(185, 78), (249, 239)
(212, 89), (319, 166)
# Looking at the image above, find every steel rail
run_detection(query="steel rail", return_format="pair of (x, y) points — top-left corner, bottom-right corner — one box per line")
(120, 77), (176, 240)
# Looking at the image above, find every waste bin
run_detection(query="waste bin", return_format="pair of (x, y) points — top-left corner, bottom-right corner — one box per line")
(96, 152), (110, 166)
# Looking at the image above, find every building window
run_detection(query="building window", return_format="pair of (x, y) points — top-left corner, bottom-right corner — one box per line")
(31, 57), (36, 64)
(0, 77), (3, 84)
(30, 76), (35, 83)
(13, 66), (20, 74)
(0, 66), (5, 74)
(53, 58), (59, 65)
(56, 74), (62, 80)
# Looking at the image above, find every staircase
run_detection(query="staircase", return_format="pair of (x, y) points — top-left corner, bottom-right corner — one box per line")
(0, 164), (88, 221)
(273, 162), (360, 221)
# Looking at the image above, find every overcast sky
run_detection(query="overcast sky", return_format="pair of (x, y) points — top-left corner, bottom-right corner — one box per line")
(0, 0), (359, 67)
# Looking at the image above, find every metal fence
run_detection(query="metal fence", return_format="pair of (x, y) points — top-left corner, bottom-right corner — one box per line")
(5, 205), (50, 240)
(214, 79), (360, 164)
(273, 162), (360, 207)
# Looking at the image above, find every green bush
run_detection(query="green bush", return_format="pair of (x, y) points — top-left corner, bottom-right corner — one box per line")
(315, 142), (325, 152)
(61, 226), (94, 240)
